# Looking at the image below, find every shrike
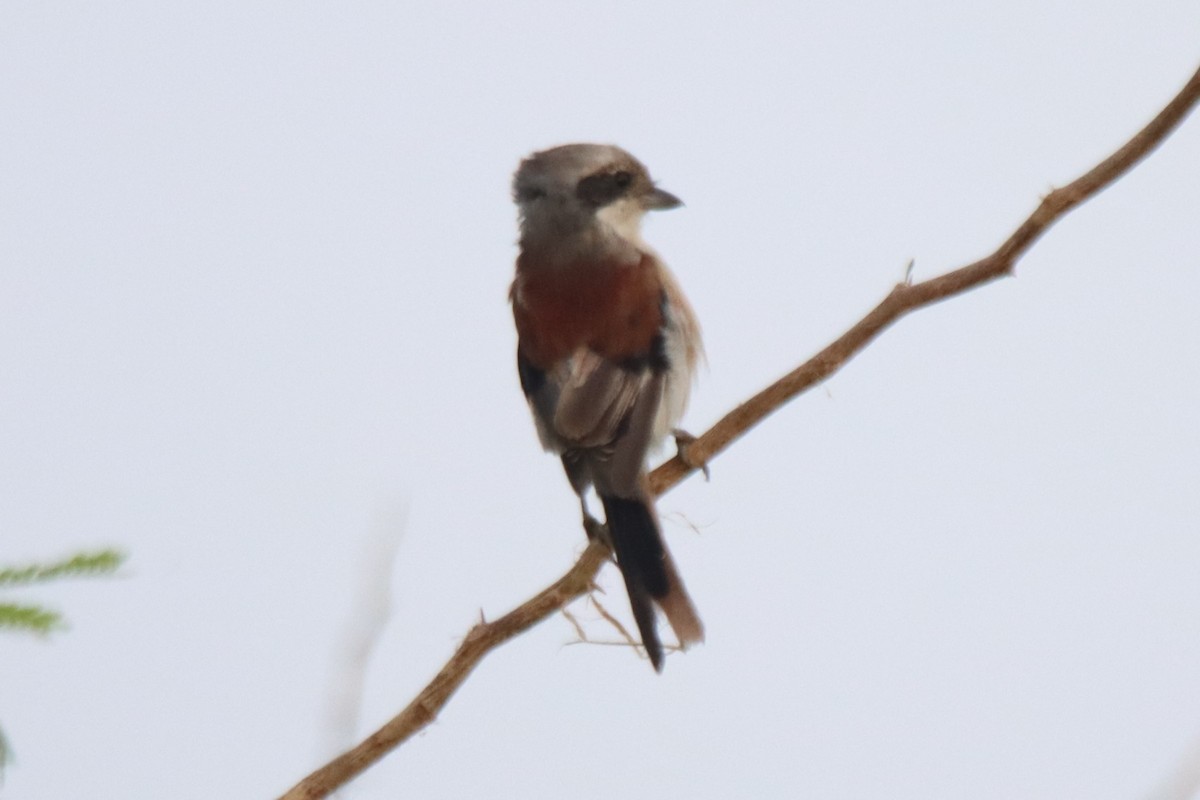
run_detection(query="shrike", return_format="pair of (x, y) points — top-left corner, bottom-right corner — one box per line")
(509, 143), (703, 671)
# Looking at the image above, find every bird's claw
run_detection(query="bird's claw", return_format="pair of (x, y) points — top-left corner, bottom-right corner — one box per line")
(672, 428), (710, 481)
(582, 513), (613, 551)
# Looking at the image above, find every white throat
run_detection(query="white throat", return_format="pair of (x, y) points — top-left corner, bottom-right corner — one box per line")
(519, 197), (648, 267)
(595, 197), (647, 249)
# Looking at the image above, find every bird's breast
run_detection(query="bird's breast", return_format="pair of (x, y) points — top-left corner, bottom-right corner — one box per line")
(512, 253), (665, 369)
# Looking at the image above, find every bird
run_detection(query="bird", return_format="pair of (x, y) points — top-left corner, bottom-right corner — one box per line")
(509, 143), (704, 671)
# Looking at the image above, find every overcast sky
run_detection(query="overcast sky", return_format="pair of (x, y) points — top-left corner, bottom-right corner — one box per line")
(3, 2), (1200, 799)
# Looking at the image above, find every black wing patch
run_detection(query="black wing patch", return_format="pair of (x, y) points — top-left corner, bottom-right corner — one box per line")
(517, 349), (546, 398)
(617, 290), (670, 374)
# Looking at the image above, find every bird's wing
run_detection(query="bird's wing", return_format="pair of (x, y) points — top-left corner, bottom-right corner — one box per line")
(553, 349), (647, 446)
(546, 349), (662, 495)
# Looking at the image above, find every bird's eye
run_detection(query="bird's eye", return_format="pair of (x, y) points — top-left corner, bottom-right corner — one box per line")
(514, 185), (545, 203)
(577, 169), (635, 206)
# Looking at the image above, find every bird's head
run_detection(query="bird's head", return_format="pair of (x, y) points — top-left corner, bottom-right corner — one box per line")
(513, 144), (681, 255)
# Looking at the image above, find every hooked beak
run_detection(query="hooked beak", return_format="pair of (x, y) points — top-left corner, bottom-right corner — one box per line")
(641, 186), (683, 211)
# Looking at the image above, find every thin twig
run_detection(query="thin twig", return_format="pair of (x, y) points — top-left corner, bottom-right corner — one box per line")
(279, 542), (608, 800)
(319, 507), (407, 766)
(277, 64), (1200, 800)
(1144, 731), (1200, 800)
(559, 606), (588, 642)
(650, 64), (1200, 496)
(590, 595), (640, 650)
(563, 639), (683, 653)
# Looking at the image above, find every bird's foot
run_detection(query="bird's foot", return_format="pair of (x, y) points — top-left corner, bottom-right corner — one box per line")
(672, 428), (710, 481)
(582, 512), (613, 551)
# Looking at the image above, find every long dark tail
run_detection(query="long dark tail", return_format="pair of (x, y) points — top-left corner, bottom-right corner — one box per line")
(600, 493), (704, 672)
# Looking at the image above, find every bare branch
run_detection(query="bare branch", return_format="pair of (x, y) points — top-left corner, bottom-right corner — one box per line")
(649, 64), (1200, 496)
(279, 543), (608, 800)
(277, 64), (1200, 800)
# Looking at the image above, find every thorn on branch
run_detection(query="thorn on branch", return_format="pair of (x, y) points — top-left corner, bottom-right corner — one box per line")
(465, 622), (488, 643)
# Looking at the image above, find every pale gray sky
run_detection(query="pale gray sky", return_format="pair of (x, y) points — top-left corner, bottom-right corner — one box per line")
(3, 2), (1200, 798)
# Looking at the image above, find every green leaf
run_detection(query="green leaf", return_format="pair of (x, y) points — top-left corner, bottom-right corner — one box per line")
(0, 550), (125, 588)
(0, 723), (9, 782)
(0, 603), (63, 634)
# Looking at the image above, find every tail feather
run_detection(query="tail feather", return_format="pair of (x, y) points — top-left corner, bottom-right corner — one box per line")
(658, 554), (704, 646)
(600, 494), (703, 672)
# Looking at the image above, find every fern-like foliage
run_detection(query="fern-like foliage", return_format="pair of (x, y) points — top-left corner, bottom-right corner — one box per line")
(0, 548), (126, 778)
(0, 603), (63, 634)
(0, 550), (124, 588)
